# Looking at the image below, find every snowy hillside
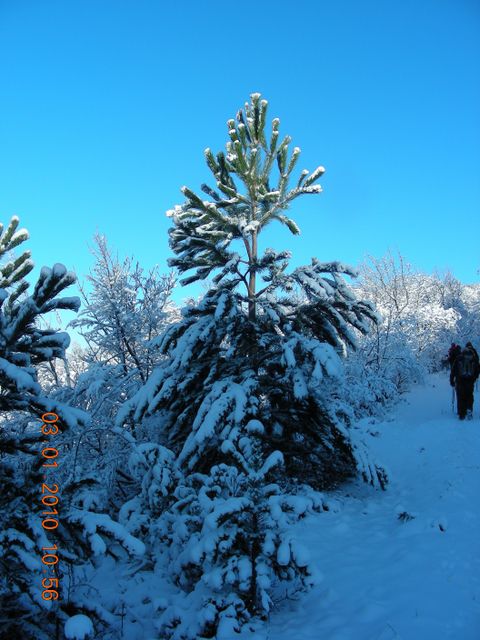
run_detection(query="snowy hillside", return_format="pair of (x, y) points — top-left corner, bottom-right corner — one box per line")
(264, 373), (480, 640)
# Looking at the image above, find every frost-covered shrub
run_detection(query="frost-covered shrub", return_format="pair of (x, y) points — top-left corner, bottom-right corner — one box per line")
(119, 442), (182, 539)
(154, 423), (320, 639)
(53, 236), (179, 517)
(71, 234), (178, 384)
(347, 253), (464, 410)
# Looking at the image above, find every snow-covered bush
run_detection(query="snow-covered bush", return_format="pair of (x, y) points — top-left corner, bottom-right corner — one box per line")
(345, 253), (463, 414)
(444, 279), (480, 349)
(71, 234), (178, 384)
(152, 423), (322, 639)
(119, 442), (182, 538)
(53, 235), (179, 515)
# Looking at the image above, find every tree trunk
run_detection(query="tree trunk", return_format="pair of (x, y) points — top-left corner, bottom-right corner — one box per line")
(248, 231), (257, 322)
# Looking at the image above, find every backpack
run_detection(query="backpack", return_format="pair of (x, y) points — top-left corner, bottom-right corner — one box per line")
(458, 352), (476, 379)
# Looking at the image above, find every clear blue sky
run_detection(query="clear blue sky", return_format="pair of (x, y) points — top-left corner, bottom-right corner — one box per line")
(1, 0), (479, 308)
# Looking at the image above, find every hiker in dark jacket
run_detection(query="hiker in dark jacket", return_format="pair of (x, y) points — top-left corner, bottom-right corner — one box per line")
(465, 341), (479, 367)
(447, 343), (462, 367)
(450, 346), (480, 420)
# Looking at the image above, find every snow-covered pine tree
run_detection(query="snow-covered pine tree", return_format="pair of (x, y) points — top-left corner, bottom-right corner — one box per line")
(119, 92), (383, 490)
(116, 94), (386, 637)
(0, 217), (145, 640)
(0, 218), (81, 415)
(0, 215), (84, 638)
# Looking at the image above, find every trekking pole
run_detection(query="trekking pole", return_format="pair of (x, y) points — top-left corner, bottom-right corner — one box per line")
(451, 387), (455, 414)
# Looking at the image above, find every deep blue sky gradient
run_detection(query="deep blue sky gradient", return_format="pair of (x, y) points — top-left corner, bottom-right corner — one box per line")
(0, 0), (479, 308)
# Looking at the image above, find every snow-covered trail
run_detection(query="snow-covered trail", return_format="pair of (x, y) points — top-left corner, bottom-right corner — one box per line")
(267, 373), (480, 640)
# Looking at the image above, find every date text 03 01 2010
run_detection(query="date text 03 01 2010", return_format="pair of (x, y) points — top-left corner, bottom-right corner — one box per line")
(39, 412), (61, 601)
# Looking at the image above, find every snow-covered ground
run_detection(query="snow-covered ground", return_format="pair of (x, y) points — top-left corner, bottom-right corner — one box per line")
(92, 373), (480, 640)
(264, 373), (480, 640)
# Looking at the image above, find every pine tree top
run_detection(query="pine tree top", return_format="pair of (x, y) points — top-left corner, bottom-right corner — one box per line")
(167, 93), (326, 288)
(0, 215), (82, 420)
